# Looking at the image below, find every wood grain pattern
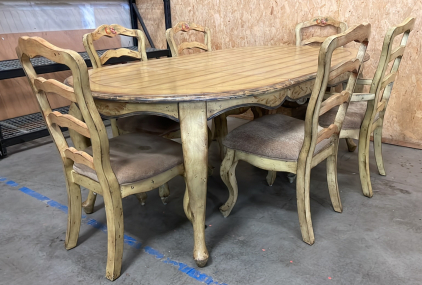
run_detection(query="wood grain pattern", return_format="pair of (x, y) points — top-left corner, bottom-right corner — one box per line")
(71, 46), (357, 102)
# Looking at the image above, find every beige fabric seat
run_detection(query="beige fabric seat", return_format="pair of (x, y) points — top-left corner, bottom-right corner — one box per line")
(116, 115), (180, 136)
(319, 101), (367, 130)
(223, 114), (331, 161)
(74, 133), (183, 184)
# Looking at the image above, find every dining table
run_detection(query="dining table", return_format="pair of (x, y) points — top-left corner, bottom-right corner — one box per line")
(66, 45), (358, 267)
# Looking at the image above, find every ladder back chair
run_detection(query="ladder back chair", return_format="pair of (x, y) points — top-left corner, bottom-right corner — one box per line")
(295, 16), (348, 46)
(165, 21), (211, 57)
(319, 17), (416, 198)
(83, 24), (180, 209)
(219, 24), (371, 245)
(17, 36), (185, 281)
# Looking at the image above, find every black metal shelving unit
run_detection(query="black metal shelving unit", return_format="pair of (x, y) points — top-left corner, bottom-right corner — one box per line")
(0, 0), (172, 158)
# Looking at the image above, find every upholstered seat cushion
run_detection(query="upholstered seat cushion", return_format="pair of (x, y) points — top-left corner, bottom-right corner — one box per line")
(73, 133), (183, 185)
(223, 114), (331, 161)
(116, 115), (180, 136)
(319, 101), (367, 130)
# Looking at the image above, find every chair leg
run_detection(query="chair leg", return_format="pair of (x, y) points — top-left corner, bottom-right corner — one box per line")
(295, 167), (315, 245)
(326, 154), (343, 213)
(135, 193), (147, 205)
(159, 183), (170, 205)
(214, 114), (228, 160)
(110, 119), (120, 137)
(287, 173), (296, 183)
(345, 138), (357, 152)
(374, 126), (386, 176)
(219, 149), (239, 218)
(65, 180), (82, 250)
(82, 190), (97, 214)
(358, 128), (373, 198)
(266, 171), (277, 186)
(103, 191), (124, 281)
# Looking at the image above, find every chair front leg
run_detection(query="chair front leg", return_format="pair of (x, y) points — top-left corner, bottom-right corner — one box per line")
(373, 126), (386, 176)
(219, 148), (239, 218)
(266, 171), (277, 186)
(82, 190), (97, 214)
(103, 185), (124, 281)
(345, 138), (357, 152)
(358, 124), (373, 198)
(296, 166), (315, 245)
(159, 184), (170, 205)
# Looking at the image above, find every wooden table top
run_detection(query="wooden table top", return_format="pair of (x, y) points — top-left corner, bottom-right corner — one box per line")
(67, 45), (357, 103)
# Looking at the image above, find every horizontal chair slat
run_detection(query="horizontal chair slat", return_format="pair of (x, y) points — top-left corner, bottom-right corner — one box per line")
(48, 111), (91, 138)
(328, 59), (361, 81)
(34, 77), (77, 102)
(100, 48), (142, 65)
(178, 42), (208, 54)
(389, 45), (405, 62)
(380, 72), (397, 89)
(350, 93), (375, 102)
(319, 91), (350, 116)
(302, 36), (327, 45)
(64, 147), (95, 169)
(317, 124), (339, 144)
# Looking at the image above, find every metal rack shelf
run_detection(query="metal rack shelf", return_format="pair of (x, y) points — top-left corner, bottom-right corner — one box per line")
(0, 0), (173, 158)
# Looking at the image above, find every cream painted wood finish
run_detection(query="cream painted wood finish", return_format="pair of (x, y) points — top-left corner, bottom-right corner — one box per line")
(83, 24), (177, 210)
(65, 43), (361, 268)
(339, 17), (416, 198)
(17, 36), (185, 281)
(220, 23), (370, 245)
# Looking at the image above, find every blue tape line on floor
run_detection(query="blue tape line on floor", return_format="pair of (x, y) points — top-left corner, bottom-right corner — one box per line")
(0, 178), (227, 285)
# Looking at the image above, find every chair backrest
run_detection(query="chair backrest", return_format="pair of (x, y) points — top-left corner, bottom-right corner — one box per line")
(83, 24), (148, 69)
(166, 22), (211, 57)
(301, 23), (371, 162)
(16, 36), (117, 187)
(364, 17), (415, 125)
(295, 16), (348, 46)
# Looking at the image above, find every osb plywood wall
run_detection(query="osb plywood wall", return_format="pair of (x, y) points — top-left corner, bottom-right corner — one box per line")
(136, 0), (422, 148)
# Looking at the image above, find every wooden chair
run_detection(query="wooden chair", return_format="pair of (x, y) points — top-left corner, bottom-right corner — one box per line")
(319, 17), (416, 198)
(83, 24), (180, 209)
(17, 36), (185, 280)
(165, 21), (211, 57)
(295, 16), (348, 46)
(219, 24), (370, 245)
(266, 16), (350, 184)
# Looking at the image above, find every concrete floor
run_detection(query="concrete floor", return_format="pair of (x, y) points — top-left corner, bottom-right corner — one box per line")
(1, 117), (422, 285)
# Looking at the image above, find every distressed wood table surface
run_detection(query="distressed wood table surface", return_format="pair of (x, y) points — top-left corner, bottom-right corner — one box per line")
(66, 45), (357, 267)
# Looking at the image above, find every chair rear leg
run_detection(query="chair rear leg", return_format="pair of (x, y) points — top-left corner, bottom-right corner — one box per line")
(326, 154), (343, 212)
(346, 138), (357, 152)
(65, 180), (82, 250)
(82, 190), (97, 214)
(159, 183), (170, 205)
(219, 149), (239, 217)
(214, 114), (228, 160)
(296, 168), (315, 245)
(374, 126), (386, 176)
(135, 193), (147, 205)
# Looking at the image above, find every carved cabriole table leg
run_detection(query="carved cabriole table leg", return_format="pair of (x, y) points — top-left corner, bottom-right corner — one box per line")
(179, 102), (209, 267)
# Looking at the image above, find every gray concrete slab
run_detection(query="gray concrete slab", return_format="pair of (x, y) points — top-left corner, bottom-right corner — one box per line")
(0, 117), (421, 285)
